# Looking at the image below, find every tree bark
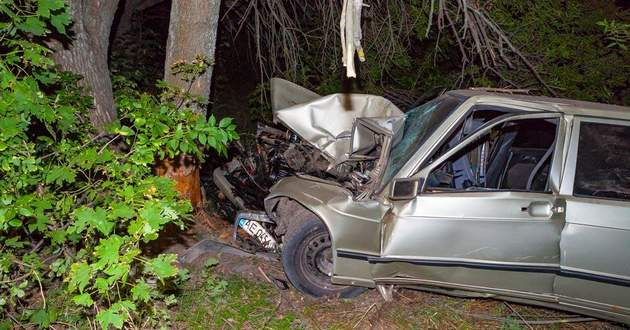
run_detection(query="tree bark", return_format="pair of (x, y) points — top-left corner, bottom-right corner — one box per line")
(154, 156), (204, 210)
(48, 0), (120, 127)
(164, 0), (222, 115)
(161, 0), (222, 218)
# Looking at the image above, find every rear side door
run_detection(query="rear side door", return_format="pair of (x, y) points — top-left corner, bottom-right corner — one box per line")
(556, 117), (630, 318)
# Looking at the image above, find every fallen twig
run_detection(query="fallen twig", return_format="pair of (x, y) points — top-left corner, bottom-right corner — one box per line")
(33, 271), (46, 309)
(394, 289), (414, 302)
(257, 266), (273, 284)
(504, 302), (534, 330)
(352, 302), (377, 329)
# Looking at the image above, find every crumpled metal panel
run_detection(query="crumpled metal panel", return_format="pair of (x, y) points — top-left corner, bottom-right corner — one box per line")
(270, 78), (321, 111)
(350, 116), (405, 158)
(273, 92), (403, 163)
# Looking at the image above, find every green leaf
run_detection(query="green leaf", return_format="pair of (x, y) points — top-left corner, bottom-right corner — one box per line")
(19, 207), (33, 217)
(175, 124), (183, 139)
(207, 115), (216, 126)
(10, 286), (26, 299)
(198, 133), (207, 145)
(180, 141), (189, 153)
(28, 214), (49, 232)
(131, 280), (152, 303)
(72, 293), (94, 307)
(93, 235), (124, 270)
(46, 166), (76, 186)
(48, 229), (66, 245)
(110, 203), (134, 220)
(218, 117), (233, 128)
(96, 300), (136, 329)
(30, 308), (56, 328)
(72, 147), (98, 169)
(146, 254), (178, 280)
(37, 0), (65, 17)
(8, 219), (22, 228)
(19, 17), (46, 36)
(94, 278), (110, 294)
(167, 139), (178, 151)
(68, 262), (91, 293)
(134, 117), (146, 126)
(207, 136), (217, 149)
(4, 237), (26, 248)
(121, 248), (141, 263)
(74, 207), (113, 235)
(139, 202), (166, 231)
(0, 117), (21, 138)
(117, 125), (135, 136)
(96, 308), (124, 329)
(127, 218), (143, 237)
(105, 262), (131, 284)
(205, 257), (219, 268)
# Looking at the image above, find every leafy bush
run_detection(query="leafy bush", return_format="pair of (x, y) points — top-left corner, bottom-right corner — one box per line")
(0, 1), (237, 328)
(598, 19), (630, 51)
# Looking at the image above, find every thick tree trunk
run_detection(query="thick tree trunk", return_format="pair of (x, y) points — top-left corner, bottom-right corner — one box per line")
(161, 0), (221, 214)
(164, 0), (222, 115)
(48, 0), (120, 127)
(161, 0), (222, 218)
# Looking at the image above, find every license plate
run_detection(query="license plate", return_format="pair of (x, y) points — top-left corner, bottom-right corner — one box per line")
(238, 218), (278, 250)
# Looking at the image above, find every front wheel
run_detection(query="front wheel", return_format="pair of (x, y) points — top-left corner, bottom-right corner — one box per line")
(281, 218), (366, 298)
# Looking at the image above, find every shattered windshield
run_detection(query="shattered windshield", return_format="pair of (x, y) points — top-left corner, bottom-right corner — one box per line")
(380, 95), (462, 189)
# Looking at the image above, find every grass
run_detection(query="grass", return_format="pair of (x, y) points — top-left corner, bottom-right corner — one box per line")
(13, 256), (615, 329)
(173, 261), (623, 330)
(0, 286), (91, 329)
(175, 270), (297, 329)
(172, 264), (505, 329)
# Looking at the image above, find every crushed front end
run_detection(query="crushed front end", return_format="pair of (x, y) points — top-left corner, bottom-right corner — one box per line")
(213, 79), (404, 251)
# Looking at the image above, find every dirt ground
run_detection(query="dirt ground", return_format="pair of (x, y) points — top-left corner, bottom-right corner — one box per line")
(167, 222), (626, 330)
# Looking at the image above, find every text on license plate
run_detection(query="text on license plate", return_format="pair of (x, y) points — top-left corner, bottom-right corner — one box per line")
(238, 219), (277, 250)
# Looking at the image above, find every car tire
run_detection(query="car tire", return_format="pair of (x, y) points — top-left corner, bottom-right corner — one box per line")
(281, 217), (366, 298)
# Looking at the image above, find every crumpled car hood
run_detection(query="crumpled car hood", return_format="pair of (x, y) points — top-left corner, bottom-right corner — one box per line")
(271, 78), (403, 163)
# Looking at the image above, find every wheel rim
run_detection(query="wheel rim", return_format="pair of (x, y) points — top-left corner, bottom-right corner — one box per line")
(299, 229), (337, 290)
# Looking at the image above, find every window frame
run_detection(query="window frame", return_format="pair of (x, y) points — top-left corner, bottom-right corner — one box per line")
(561, 116), (630, 203)
(414, 112), (564, 195)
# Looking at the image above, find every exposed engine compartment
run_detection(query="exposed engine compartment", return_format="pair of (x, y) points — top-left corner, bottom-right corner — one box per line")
(213, 122), (382, 211)
(212, 78), (405, 211)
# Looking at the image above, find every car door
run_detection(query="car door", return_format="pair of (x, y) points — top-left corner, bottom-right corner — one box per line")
(372, 112), (566, 300)
(555, 117), (630, 317)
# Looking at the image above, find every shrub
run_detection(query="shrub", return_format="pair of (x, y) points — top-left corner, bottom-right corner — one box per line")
(0, 1), (238, 328)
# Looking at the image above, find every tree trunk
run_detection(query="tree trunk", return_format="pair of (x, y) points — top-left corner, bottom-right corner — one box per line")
(164, 0), (222, 115)
(154, 156), (204, 210)
(162, 0), (222, 218)
(48, 0), (120, 127)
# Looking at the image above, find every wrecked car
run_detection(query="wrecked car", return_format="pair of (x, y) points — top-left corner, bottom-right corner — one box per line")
(217, 81), (630, 324)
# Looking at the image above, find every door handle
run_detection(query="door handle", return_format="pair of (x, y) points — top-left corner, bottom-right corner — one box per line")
(521, 201), (556, 217)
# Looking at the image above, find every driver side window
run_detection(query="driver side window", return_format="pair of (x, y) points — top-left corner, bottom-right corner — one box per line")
(426, 117), (558, 193)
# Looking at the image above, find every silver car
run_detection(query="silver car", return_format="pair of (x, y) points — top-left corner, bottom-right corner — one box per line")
(239, 86), (630, 324)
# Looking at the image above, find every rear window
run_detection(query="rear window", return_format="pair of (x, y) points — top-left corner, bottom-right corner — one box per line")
(573, 121), (630, 201)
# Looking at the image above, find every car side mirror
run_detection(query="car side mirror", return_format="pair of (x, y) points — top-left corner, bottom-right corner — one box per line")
(390, 178), (423, 200)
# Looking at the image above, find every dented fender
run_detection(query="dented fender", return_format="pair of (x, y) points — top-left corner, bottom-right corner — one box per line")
(264, 175), (388, 286)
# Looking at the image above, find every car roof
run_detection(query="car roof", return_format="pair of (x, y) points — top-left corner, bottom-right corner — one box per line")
(448, 89), (630, 121)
